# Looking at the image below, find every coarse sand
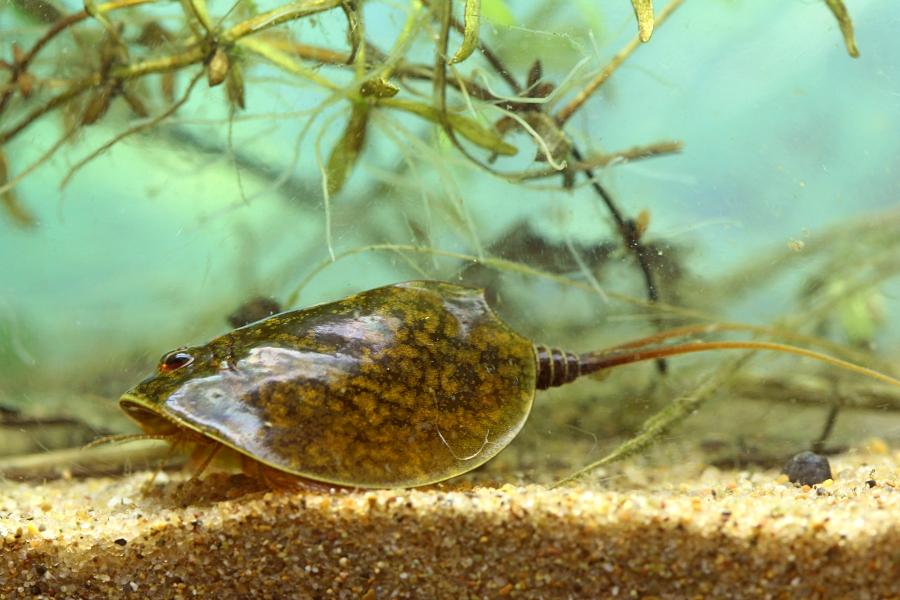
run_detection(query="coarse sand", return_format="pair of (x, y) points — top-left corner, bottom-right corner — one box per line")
(1, 448), (899, 599)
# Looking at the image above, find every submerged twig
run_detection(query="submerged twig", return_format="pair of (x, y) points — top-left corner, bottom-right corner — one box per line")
(0, 124), (79, 197)
(715, 207), (900, 302)
(60, 69), (204, 188)
(511, 141), (683, 182)
(0, 150), (36, 226)
(0, 441), (178, 480)
(732, 372), (900, 413)
(0, 0), (157, 114)
(553, 354), (753, 486)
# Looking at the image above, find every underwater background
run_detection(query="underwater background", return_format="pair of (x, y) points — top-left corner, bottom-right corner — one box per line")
(1, 0), (899, 476)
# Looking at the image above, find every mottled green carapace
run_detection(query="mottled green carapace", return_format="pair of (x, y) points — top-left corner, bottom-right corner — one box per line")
(121, 281), (537, 488)
(118, 281), (900, 489)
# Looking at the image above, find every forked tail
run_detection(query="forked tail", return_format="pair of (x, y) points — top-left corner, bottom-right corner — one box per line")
(535, 323), (900, 390)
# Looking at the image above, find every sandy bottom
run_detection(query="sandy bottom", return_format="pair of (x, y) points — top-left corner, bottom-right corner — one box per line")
(1, 447), (899, 599)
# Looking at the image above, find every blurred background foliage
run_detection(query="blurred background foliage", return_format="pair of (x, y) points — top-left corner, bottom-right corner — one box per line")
(1, 0), (898, 481)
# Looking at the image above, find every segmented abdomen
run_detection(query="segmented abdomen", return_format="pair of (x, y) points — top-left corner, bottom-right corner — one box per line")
(534, 345), (580, 390)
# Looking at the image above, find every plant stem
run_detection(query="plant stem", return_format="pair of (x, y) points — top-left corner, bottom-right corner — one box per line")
(555, 0), (684, 126)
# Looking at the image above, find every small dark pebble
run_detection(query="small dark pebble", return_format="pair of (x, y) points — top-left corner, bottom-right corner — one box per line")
(782, 451), (832, 486)
(114, 538), (127, 546)
(866, 479), (877, 488)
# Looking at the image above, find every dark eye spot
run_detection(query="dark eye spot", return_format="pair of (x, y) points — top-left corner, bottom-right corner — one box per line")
(159, 350), (194, 373)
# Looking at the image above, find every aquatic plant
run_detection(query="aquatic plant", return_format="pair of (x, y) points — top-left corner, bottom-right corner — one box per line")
(0, 0), (859, 273)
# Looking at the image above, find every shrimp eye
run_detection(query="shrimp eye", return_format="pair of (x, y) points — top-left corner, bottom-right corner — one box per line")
(159, 350), (194, 373)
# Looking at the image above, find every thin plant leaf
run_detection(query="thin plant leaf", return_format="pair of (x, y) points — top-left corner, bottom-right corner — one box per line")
(325, 102), (370, 197)
(379, 97), (517, 155)
(226, 61), (246, 109)
(121, 87), (149, 117)
(161, 72), (176, 103)
(823, 0), (859, 58)
(9, 0), (63, 23)
(187, 0), (213, 33)
(137, 21), (172, 48)
(83, 0), (124, 43)
(222, 0), (342, 42)
(630, 0), (654, 42)
(80, 84), (114, 125)
(449, 0), (480, 65)
(0, 151), (36, 228)
(237, 36), (339, 90)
